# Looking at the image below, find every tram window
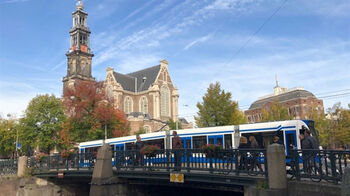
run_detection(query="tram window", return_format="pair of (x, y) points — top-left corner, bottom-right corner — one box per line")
(287, 134), (295, 150)
(85, 147), (99, 154)
(185, 139), (191, 149)
(224, 134), (232, 149)
(125, 142), (134, 150)
(217, 138), (222, 146)
(193, 136), (207, 149)
(209, 138), (214, 144)
(144, 139), (165, 149)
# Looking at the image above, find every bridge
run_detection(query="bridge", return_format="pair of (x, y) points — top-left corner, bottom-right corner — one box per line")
(1, 145), (350, 196)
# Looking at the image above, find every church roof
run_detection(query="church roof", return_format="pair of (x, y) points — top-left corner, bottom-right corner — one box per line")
(248, 89), (315, 110)
(113, 65), (161, 92)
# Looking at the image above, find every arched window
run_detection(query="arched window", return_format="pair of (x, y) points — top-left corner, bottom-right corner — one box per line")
(124, 96), (133, 114)
(144, 126), (151, 133)
(160, 86), (170, 117)
(139, 96), (148, 114)
(107, 85), (113, 99)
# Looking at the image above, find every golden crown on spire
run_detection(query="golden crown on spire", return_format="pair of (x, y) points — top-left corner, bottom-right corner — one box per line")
(76, 0), (84, 10)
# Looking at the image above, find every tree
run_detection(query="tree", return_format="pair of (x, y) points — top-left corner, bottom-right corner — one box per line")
(314, 102), (350, 149)
(61, 81), (129, 145)
(19, 94), (65, 154)
(195, 82), (246, 127)
(261, 99), (292, 122)
(168, 118), (182, 130)
(0, 116), (17, 158)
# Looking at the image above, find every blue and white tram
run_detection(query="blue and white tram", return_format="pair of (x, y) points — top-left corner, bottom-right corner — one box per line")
(79, 120), (316, 156)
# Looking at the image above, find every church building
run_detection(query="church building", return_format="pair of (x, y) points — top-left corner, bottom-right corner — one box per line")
(63, 1), (179, 134)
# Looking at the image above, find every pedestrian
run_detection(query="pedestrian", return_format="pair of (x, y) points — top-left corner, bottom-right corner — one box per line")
(248, 136), (262, 172)
(249, 136), (259, 149)
(238, 136), (249, 170)
(272, 136), (284, 146)
(172, 131), (182, 171)
(135, 135), (144, 166)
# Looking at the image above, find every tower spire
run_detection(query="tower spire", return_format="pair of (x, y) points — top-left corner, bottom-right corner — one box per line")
(63, 1), (94, 89)
(275, 74), (279, 87)
(76, 0), (84, 10)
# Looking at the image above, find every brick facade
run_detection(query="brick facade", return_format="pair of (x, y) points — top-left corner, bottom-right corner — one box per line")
(244, 86), (324, 123)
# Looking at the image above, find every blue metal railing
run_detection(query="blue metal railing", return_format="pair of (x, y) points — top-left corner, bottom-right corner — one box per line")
(0, 159), (17, 175)
(287, 149), (350, 184)
(114, 149), (268, 177)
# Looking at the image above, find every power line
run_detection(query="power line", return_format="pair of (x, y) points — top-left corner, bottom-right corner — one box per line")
(223, 0), (289, 65)
(319, 92), (350, 99)
(316, 89), (350, 96)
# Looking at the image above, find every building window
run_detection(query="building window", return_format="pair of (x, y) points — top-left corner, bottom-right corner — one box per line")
(107, 85), (113, 99)
(124, 96), (133, 114)
(295, 106), (300, 115)
(161, 85), (170, 117)
(139, 96), (148, 114)
(144, 126), (151, 133)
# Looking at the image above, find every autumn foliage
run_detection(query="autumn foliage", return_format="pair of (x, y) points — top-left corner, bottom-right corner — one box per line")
(61, 81), (129, 145)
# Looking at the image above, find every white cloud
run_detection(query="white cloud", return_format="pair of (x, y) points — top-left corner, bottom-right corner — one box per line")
(183, 33), (213, 50)
(0, 0), (29, 5)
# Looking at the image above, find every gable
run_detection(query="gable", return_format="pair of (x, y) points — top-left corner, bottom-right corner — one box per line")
(112, 65), (161, 93)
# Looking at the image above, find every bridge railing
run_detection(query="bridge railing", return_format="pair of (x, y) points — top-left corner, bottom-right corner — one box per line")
(287, 149), (350, 184)
(0, 159), (17, 175)
(114, 148), (268, 177)
(28, 152), (96, 172)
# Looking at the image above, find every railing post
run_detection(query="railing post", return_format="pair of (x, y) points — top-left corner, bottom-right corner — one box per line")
(295, 150), (301, 181)
(209, 153), (213, 174)
(186, 149), (190, 173)
(235, 149), (239, 176)
(48, 155), (51, 170)
(166, 149), (170, 172)
(330, 151), (337, 184)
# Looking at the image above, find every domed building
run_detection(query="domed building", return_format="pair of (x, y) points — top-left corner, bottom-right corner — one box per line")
(244, 82), (324, 123)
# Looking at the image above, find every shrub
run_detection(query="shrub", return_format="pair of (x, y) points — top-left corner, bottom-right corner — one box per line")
(140, 145), (160, 157)
(201, 144), (223, 156)
(35, 152), (47, 162)
(60, 150), (73, 159)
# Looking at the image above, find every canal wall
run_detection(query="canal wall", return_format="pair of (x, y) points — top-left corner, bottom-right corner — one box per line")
(0, 176), (89, 196)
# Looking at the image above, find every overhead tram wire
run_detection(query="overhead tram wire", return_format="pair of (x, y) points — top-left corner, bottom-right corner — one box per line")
(220, 0), (289, 68)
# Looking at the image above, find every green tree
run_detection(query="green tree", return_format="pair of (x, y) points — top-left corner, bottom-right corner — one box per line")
(315, 103), (350, 149)
(261, 99), (292, 122)
(0, 116), (17, 157)
(168, 118), (182, 130)
(195, 82), (246, 127)
(20, 94), (66, 154)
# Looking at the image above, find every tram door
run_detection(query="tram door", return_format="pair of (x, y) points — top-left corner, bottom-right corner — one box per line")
(208, 135), (223, 147)
(114, 144), (124, 166)
(285, 131), (297, 155)
(181, 137), (192, 162)
(115, 144), (124, 151)
(181, 137), (192, 149)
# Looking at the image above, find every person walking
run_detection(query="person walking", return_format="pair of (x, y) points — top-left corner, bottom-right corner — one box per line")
(135, 135), (144, 166)
(238, 136), (249, 170)
(172, 131), (182, 171)
(248, 136), (262, 172)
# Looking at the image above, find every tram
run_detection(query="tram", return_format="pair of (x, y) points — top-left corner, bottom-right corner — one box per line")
(79, 120), (316, 155)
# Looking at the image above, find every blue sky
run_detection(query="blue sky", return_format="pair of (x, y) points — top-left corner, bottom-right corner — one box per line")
(0, 0), (349, 122)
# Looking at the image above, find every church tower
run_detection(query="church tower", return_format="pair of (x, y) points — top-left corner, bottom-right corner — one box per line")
(63, 0), (94, 88)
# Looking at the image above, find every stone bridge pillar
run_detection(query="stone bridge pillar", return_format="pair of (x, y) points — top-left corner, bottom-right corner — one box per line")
(90, 143), (130, 196)
(18, 156), (28, 177)
(267, 144), (287, 191)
